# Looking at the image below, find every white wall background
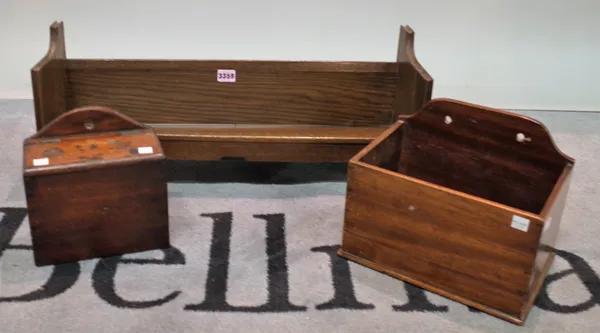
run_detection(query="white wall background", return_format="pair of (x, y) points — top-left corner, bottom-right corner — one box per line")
(1, 0), (598, 111)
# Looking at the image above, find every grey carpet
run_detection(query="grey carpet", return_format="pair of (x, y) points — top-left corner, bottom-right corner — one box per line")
(1, 99), (599, 332)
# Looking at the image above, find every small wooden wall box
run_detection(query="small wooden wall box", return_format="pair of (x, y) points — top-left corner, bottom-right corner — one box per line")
(22, 106), (171, 267)
(338, 98), (575, 325)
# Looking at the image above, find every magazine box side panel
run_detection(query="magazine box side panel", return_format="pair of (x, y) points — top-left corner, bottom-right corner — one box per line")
(339, 159), (543, 322)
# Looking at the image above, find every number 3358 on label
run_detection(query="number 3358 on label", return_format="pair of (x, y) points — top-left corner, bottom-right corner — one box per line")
(217, 69), (236, 82)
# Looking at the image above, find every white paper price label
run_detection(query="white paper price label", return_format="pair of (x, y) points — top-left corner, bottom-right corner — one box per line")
(33, 158), (49, 166)
(217, 69), (236, 82)
(511, 215), (530, 232)
(137, 146), (153, 154)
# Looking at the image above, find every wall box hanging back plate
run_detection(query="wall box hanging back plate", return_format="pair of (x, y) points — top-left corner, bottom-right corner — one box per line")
(31, 21), (433, 163)
(337, 98), (575, 325)
(22, 106), (171, 267)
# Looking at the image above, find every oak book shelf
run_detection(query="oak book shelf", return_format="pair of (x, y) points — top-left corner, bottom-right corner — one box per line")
(31, 21), (433, 162)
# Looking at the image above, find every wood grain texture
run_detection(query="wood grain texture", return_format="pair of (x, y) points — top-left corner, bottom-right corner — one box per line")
(523, 164), (574, 316)
(152, 124), (386, 143)
(356, 122), (404, 170)
(31, 22), (67, 130)
(381, 99), (571, 214)
(23, 130), (163, 175)
(339, 98), (575, 325)
(24, 107), (164, 175)
(394, 26), (433, 119)
(31, 21), (433, 162)
(63, 62), (399, 126)
(30, 105), (148, 138)
(341, 162), (542, 318)
(407, 99), (573, 167)
(23, 106), (170, 266)
(24, 161), (170, 267)
(161, 140), (367, 163)
(154, 125), (386, 161)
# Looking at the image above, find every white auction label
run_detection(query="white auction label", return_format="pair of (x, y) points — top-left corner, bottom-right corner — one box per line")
(137, 146), (154, 154)
(217, 69), (236, 82)
(511, 215), (530, 232)
(33, 158), (49, 166)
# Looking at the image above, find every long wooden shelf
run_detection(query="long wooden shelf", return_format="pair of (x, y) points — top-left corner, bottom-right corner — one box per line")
(31, 21), (432, 162)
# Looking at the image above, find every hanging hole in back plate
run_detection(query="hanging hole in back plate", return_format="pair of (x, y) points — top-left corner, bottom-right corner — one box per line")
(444, 116), (452, 124)
(516, 133), (524, 142)
(516, 133), (531, 143)
(84, 120), (95, 130)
